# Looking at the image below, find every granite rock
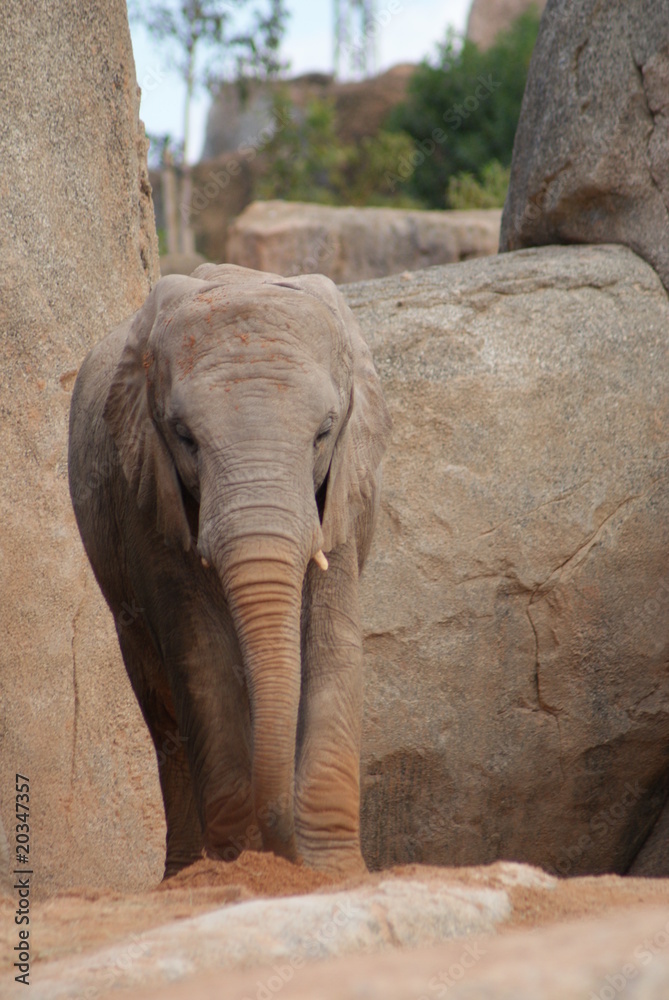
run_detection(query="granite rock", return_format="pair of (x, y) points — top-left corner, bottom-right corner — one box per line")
(346, 244), (669, 875)
(500, 0), (669, 293)
(0, 0), (163, 893)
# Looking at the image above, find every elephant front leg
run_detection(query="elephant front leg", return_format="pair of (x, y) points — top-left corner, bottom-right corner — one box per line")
(140, 570), (261, 864)
(116, 628), (204, 879)
(295, 540), (367, 875)
(169, 653), (260, 863)
(152, 711), (204, 879)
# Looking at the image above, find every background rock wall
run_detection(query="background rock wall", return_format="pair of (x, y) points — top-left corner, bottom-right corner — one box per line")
(467, 0), (547, 49)
(202, 65), (414, 161)
(0, 0), (164, 893)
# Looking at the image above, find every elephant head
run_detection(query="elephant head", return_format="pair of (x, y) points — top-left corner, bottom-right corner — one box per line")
(102, 264), (390, 861)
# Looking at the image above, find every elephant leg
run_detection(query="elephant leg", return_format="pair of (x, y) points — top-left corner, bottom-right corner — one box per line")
(295, 539), (367, 874)
(162, 619), (260, 863)
(116, 626), (203, 879)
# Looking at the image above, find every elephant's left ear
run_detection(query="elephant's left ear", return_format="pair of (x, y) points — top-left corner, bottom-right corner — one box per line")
(289, 275), (391, 555)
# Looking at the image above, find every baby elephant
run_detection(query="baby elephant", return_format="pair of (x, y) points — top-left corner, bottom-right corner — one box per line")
(69, 264), (391, 877)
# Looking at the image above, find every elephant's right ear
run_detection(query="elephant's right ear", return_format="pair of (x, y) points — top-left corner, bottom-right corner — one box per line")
(103, 277), (198, 551)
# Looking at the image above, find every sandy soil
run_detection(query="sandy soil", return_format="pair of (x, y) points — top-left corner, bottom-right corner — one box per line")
(4, 852), (669, 975)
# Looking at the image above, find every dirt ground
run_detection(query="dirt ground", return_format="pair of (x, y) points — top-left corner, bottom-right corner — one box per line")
(5, 852), (669, 974)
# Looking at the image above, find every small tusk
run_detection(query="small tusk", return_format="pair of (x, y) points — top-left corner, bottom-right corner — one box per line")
(201, 556), (210, 569)
(313, 549), (329, 572)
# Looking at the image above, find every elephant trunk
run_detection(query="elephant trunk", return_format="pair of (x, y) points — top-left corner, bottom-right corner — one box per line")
(222, 541), (303, 857)
(201, 477), (322, 859)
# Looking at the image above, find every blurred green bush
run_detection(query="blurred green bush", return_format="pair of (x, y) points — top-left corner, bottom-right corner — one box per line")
(256, 94), (421, 207)
(446, 160), (511, 209)
(386, 9), (540, 208)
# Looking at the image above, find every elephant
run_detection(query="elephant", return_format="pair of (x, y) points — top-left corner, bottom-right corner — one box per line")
(68, 263), (391, 878)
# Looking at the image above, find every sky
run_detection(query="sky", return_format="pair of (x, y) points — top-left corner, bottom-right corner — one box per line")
(130, 0), (472, 162)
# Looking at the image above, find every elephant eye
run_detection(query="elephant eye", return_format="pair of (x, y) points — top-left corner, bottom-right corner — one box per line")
(175, 423), (197, 450)
(314, 419), (333, 447)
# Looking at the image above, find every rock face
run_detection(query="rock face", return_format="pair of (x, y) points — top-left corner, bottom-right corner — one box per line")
(202, 65), (415, 160)
(0, 0), (163, 892)
(346, 244), (669, 875)
(225, 201), (502, 283)
(467, 0), (546, 50)
(499, 0), (669, 293)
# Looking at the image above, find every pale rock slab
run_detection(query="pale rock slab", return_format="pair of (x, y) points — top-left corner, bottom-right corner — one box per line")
(31, 878), (510, 998)
(119, 905), (669, 1000)
(225, 200), (502, 284)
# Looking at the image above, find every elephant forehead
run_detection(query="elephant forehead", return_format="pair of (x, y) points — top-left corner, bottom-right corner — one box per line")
(149, 292), (353, 401)
(160, 283), (351, 360)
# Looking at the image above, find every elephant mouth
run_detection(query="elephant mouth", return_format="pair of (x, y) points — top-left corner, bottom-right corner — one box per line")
(181, 464), (331, 561)
(315, 473), (328, 525)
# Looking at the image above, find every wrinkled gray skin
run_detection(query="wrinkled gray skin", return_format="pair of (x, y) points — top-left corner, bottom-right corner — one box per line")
(69, 264), (391, 877)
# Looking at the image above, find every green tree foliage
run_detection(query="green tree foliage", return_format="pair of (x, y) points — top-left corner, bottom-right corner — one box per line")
(387, 9), (540, 208)
(256, 97), (347, 204)
(446, 159), (510, 209)
(346, 130), (422, 206)
(256, 95), (420, 207)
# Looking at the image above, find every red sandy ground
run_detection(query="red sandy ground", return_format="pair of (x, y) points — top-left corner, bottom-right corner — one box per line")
(3, 852), (669, 971)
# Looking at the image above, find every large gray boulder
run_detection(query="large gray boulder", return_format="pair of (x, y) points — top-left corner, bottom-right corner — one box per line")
(226, 201), (502, 284)
(347, 244), (669, 875)
(0, 0), (164, 892)
(500, 0), (669, 293)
